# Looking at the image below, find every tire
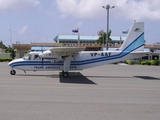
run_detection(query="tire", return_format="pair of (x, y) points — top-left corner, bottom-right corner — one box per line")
(63, 72), (69, 78)
(10, 70), (16, 75)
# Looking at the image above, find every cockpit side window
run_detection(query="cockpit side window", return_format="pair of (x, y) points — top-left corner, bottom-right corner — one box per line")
(34, 55), (40, 60)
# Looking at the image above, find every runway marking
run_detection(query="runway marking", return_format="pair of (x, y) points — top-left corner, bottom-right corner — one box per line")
(0, 85), (160, 91)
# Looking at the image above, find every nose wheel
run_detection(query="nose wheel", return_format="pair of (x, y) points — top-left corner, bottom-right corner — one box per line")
(10, 70), (16, 75)
(62, 72), (69, 78)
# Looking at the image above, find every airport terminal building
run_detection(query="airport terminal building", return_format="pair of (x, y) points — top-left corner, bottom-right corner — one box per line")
(54, 34), (126, 46)
(10, 34), (160, 59)
(12, 34), (126, 57)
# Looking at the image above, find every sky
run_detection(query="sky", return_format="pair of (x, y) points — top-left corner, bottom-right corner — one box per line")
(0, 0), (160, 46)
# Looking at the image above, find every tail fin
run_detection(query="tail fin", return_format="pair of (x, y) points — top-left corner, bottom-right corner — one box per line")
(119, 21), (145, 52)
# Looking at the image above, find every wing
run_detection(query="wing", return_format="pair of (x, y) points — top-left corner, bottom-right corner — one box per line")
(49, 47), (85, 57)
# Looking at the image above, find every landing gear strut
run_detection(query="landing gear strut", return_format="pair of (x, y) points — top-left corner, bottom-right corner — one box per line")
(10, 70), (16, 75)
(62, 72), (69, 78)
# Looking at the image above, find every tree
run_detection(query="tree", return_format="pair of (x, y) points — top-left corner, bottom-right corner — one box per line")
(0, 41), (7, 49)
(5, 45), (16, 59)
(0, 41), (16, 59)
(96, 30), (112, 46)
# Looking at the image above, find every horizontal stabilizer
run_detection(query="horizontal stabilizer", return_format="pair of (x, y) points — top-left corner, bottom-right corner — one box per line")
(131, 51), (150, 54)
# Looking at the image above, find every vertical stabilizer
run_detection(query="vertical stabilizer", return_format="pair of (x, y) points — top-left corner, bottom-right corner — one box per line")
(119, 21), (144, 52)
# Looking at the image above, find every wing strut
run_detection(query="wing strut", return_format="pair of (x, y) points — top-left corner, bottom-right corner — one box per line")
(62, 56), (71, 78)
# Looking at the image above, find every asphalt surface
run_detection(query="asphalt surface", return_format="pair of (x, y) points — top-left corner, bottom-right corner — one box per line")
(0, 62), (160, 120)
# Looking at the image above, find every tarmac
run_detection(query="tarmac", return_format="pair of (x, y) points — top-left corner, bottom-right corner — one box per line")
(0, 62), (160, 120)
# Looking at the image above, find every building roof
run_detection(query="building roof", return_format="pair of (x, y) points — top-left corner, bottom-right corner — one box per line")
(31, 46), (53, 51)
(12, 44), (31, 50)
(54, 34), (126, 42)
(152, 42), (160, 46)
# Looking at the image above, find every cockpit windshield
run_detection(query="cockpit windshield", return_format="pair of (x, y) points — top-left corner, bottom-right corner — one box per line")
(23, 53), (31, 60)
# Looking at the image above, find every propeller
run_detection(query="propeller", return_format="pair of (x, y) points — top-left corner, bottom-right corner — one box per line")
(39, 46), (45, 68)
(42, 57), (44, 68)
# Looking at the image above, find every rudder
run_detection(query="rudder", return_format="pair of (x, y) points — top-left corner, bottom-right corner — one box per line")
(119, 21), (145, 52)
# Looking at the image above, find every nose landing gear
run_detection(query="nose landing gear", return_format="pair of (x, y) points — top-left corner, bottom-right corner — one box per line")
(10, 69), (16, 75)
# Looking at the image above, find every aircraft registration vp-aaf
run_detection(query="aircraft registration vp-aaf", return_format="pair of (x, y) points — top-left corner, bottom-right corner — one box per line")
(9, 21), (148, 78)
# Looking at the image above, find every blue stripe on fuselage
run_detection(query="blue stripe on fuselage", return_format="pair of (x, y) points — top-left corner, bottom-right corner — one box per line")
(10, 33), (144, 67)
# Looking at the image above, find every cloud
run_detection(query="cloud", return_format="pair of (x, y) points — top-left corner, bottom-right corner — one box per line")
(56, 0), (104, 18)
(18, 25), (29, 34)
(77, 22), (83, 27)
(115, 0), (160, 20)
(0, 0), (40, 12)
(56, 0), (160, 20)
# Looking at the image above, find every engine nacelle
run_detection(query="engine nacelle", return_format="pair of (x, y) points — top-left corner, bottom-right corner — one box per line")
(39, 50), (62, 60)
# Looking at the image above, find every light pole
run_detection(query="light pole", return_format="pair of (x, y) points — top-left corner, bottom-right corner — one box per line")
(102, 4), (115, 50)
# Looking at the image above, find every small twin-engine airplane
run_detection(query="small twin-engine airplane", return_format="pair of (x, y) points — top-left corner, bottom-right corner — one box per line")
(8, 21), (148, 78)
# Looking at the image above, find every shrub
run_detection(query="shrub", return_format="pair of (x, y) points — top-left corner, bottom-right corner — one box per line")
(138, 59), (144, 64)
(0, 58), (12, 62)
(150, 60), (159, 65)
(158, 60), (160, 65)
(140, 60), (160, 66)
(141, 60), (151, 65)
(126, 60), (134, 65)
(147, 60), (151, 65)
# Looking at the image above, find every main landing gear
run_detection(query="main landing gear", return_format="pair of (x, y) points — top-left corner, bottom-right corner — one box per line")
(62, 70), (69, 78)
(10, 69), (16, 75)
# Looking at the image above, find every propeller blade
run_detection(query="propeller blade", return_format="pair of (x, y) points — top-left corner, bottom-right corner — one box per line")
(42, 57), (44, 67)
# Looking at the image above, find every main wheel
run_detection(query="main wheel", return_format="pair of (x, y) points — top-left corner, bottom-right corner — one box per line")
(63, 72), (69, 78)
(10, 70), (16, 75)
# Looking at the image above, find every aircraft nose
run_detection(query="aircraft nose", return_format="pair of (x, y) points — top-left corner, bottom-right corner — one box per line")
(8, 59), (17, 67)
(8, 61), (12, 66)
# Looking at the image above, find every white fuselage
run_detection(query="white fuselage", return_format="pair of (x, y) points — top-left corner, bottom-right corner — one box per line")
(8, 21), (147, 75)
(8, 50), (144, 72)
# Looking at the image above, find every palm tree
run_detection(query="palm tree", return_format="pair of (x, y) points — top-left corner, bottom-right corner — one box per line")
(5, 45), (16, 59)
(96, 30), (112, 46)
(0, 41), (7, 49)
(0, 41), (16, 59)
